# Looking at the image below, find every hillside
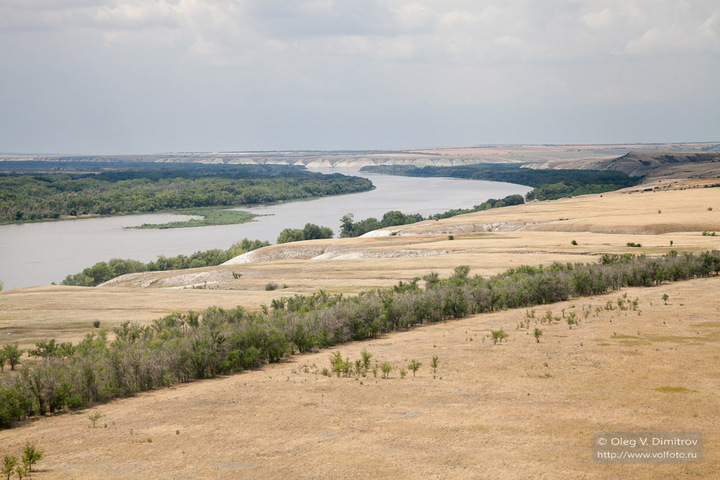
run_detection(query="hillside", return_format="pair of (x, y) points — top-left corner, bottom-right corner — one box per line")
(592, 151), (720, 180)
(2, 142), (719, 170)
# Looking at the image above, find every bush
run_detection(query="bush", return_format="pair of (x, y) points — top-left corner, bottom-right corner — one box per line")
(277, 224), (333, 244)
(491, 329), (508, 344)
(21, 442), (43, 473)
(2, 345), (22, 371)
(534, 328), (543, 343)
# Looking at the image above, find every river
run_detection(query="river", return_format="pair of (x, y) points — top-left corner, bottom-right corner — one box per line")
(0, 170), (531, 290)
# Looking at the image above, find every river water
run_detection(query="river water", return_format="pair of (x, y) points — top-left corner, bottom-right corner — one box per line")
(0, 170), (531, 290)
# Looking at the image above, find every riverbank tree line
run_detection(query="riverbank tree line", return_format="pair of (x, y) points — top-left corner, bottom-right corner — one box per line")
(2, 250), (719, 428)
(361, 164), (640, 201)
(339, 194), (525, 237)
(0, 163), (374, 224)
(61, 238), (269, 287)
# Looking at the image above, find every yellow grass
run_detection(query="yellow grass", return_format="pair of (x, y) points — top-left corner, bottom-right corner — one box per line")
(1, 277), (718, 479)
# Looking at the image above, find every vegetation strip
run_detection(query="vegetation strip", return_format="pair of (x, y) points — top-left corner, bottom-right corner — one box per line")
(1, 250), (719, 428)
(339, 194), (525, 237)
(129, 208), (257, 229)
(361, 164), (640, 201)
(61, 238), (269, 287)
(0, 163), (374, 224)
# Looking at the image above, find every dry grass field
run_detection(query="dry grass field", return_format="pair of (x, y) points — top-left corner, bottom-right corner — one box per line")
(0, 172), (719, 479)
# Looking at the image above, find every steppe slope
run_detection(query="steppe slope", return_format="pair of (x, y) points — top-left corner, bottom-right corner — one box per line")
(0, 175), (719, 479)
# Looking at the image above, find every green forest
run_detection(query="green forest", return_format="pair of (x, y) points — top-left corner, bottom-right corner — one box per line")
(361, 164), (640, 201)
(0, 163), (374, 224)
(2, 250), (719, 428)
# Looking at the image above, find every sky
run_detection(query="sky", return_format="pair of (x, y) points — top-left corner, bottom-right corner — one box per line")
(0, 0), (719, 154)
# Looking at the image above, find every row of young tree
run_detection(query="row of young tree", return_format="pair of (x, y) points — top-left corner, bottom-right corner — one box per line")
(338, 194), (525, 237)
(2, 250), (719, 428)
(61, 238), (270, 287)
(0, 164), (374, 224)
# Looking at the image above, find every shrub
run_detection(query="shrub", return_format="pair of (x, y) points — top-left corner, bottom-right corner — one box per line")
(381, 363), (392, 379)
(1, 455), (18, 480)
(533, 328), (543, 343)
(21, 442), (43, 473)
(491, 329), (508, 344)
(88, 412), (103, 428)
(265, 283), (279, 291)
(2, 344), (22, 371)
(361, 349), (372, 371)
(430, 355), (439, 377)
(408, 360), (422, 377)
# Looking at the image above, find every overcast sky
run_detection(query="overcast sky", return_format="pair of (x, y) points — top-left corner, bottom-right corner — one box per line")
(0, 0), (718, 154)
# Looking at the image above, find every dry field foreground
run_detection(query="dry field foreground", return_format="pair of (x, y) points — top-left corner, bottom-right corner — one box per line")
(1, 277), (719, 479)
(0, 179), (719, 479)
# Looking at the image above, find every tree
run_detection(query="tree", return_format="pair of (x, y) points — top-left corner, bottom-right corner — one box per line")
(491, 329), (508, 344)
(1, 455), (17, 480)
(277, 223), (333, 244)
(340, 214), (355, 238)
(408, 359), (422, 377)
(2, 344), (23, 370)
(21, 443), (43, 473)
(277, 228), (305, 244)
(534, 328), (543, 343)
(302, 223), (333, 240)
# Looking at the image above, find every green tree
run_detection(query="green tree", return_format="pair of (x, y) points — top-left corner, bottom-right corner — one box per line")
(340, 214), (356, 238)
(302, 223), (333, 240)
(21, 442), (44, 473)
(491, 329), (508, 344)
(534, 328), (543, 343)
(2, 344), (23, 370)
(408, 359), (422, 377)
(1, 455), (17, 480)
(277, 228), (305, 244)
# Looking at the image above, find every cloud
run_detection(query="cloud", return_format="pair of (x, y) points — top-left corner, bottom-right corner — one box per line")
(1, 0), (719, 152)
(4, 1), (720, 63)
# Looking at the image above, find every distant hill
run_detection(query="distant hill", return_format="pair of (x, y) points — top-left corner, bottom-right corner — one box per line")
(592, 151), (720, 179)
